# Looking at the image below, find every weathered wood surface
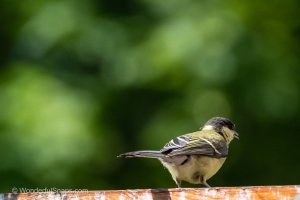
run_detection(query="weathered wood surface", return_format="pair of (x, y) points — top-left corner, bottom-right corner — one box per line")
(2, 186), (300, 200)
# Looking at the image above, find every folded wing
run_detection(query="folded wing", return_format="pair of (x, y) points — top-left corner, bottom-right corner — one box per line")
(160, 133), (228, 158)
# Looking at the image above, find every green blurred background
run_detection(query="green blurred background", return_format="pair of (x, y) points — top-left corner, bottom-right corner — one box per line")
(0, 0), (300, 192)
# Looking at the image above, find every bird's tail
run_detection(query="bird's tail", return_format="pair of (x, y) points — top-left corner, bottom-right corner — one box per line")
(117, 150), (163, 158)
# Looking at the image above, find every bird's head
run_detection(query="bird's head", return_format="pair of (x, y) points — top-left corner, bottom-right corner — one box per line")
(202, 117), (239, 143)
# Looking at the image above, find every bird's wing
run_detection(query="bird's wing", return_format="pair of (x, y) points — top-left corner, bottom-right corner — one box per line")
(160, 134), (228, 158)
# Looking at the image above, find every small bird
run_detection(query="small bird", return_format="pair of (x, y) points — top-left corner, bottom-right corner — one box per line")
(118, 117), (239, 188)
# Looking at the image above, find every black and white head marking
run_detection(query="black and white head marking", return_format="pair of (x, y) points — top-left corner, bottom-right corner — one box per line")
(202, 117), (235, 134)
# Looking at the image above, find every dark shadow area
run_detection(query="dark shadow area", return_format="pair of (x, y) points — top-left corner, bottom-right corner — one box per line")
(151, 189), (172, 200)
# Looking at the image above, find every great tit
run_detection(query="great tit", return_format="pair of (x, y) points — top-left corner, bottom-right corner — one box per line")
(118, 117), (239, 188)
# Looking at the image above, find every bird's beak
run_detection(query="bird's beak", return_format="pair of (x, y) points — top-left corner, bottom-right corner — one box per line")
(234, 131), (239, 139)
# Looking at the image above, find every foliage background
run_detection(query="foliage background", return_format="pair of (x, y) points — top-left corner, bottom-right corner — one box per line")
(0, 0), (299, 191)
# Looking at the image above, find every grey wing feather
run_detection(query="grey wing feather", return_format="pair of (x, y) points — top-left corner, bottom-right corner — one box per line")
(161, 135), (228, 158)
(162, 135), (190, 150)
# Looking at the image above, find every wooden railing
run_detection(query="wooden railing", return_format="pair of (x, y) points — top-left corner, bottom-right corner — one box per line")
(2, 186), (300, 200)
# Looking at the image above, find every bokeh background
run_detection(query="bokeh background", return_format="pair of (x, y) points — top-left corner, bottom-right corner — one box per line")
(0, 0), (300, 192)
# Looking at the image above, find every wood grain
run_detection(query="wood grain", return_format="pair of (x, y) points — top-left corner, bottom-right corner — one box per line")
(2, 186), (300, 200)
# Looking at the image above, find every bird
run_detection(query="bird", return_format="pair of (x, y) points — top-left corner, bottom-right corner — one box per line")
(117, 117), (239, 188)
